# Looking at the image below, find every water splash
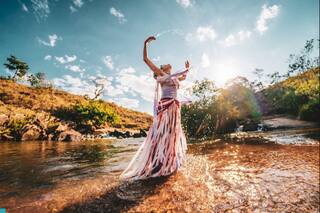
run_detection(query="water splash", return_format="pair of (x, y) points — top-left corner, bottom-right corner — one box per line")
(155, 29), (183, 38)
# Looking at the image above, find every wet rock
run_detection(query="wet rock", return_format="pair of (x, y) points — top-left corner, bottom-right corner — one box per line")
(242, 120), (259, 131)
(139, 129), (147, 137)
(57, 129), (82, 142)
(47, 133), (54, 141)
(125, 130), (133, 138)
(21, 124), (43, 141)
(110, 129), (126, 138)
(0, 134), (14, 140)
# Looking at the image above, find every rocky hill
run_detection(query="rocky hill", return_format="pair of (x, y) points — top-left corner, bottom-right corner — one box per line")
(0, 79), (152, 141)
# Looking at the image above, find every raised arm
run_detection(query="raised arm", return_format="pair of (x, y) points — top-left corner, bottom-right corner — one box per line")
(143, 36), (164, 76)
(178, 60), (190, 81)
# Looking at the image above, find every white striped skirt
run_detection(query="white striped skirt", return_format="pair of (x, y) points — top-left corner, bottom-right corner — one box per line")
(119, 98), (188, 181)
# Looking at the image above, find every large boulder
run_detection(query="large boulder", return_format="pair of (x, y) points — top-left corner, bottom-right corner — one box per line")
(57, 129), (82, 142)
(34, 113), (51, 130)
(21, 124), (43, 141)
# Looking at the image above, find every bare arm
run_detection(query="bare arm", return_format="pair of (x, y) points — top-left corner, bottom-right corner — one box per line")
(143, 36), (164, 76)
(178, 60), (190, 81)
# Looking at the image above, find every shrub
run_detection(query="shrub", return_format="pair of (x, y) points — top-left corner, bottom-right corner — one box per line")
(73, 100), (120, 128)
(181, 77), (262, 138)
(299, 99), (320, 121)
(0, 116), (33, 140)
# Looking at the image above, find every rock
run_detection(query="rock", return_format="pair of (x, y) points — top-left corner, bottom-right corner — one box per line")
(0, 114), (8, 126)
(56, 123), (70, 132)
(125, 131), (133, 137)
(132, 133), (141, 138)
(93, 128), (111, 136)
(110, 129), (126, 138)
(47, 133), (54, 141)
(21, 124), (43, 141)
(0, 134), (14, 140)
(139, 129), (147, 137)
(242, 120), (259, 131)
(57, 129), (82, 142)
(34, 113), (49, 130)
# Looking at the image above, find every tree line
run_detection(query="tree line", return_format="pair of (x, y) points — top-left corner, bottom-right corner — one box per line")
(181, 39), (319, 138)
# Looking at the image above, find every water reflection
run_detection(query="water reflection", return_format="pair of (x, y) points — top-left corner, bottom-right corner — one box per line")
(0, 140), (130, 199)
(0, 128), (319, 212)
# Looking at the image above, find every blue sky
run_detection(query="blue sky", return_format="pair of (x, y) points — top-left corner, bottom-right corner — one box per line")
(0, 0), (319, 114)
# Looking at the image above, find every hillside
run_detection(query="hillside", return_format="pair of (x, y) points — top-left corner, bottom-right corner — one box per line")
(256, 67), (319, 119)
(0, 79), (152, 140)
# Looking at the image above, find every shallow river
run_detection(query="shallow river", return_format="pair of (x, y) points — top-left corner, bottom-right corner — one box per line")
(0, 128), (319, 212)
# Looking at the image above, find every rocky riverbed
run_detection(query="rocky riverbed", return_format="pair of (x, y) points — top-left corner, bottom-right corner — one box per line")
(0, 122), (319, 212)
(0, 113), (148, 142)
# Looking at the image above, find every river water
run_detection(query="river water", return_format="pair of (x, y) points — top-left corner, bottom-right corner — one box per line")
(0, 128), (319, 212)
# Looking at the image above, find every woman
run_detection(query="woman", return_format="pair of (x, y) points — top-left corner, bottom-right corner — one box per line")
(119, 36), (189, 181)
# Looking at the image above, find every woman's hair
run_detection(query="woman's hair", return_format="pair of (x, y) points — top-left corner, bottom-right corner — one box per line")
(154, 65), (165, 79)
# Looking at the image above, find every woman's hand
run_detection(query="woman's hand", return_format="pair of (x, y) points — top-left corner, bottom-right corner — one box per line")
(178, 74), (187, 81)
(185, 60), (190, 70)
(144, 36), (156, 44)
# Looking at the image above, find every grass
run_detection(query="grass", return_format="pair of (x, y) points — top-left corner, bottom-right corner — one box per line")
(0, 79), (152, 130)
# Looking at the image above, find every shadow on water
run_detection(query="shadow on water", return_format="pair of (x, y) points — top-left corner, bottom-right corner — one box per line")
(60, 175), (170, 213)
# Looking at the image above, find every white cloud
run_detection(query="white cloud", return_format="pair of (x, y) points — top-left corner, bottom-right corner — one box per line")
(53, 75), (96, 97)
(70, 0), (84, 13)
(72, 0), (84, 8)
(31, 0), (50, 22)
(87, 74), (125, 99)
(256, 4), (280, 34)
(176, 0), (192, 8)
(37, 34), (61, 47)
(222, 30), (252, 47)
(186, 26), (217, 42)
(119, 67), (135, 74)
(22, 3), (29, 12)
(200, 53), (210, 68)
(110, 7), (127, 23)
(55, 55), (77, 64)
(65, 64), (85, 73)
(115, 67), (154, 102)
(115, 97), (139, 108)
(44, 55), (52, 60)
(70, 5), (77, 13)
(104, 84), (124, 97)
(102, 56), (114, 70)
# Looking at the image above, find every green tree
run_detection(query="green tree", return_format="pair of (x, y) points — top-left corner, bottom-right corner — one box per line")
(287, 38), (319, 76)
(251, 68), (265, 91)
(4, 55), (29, 80)
(28, 72), (46, 87)
(181, 77), (261, 138)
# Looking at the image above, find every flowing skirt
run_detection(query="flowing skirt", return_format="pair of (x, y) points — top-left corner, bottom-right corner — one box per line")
(119, 98), (188, 181)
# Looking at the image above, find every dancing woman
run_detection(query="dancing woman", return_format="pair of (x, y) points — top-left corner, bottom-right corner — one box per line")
(119, 36), (189, 181)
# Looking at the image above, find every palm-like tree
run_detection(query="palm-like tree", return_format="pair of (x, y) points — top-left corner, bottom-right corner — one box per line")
(4, 55), (29, 80)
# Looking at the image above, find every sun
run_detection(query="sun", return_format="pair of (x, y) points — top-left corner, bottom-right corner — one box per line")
(207, 61), (237, 86)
